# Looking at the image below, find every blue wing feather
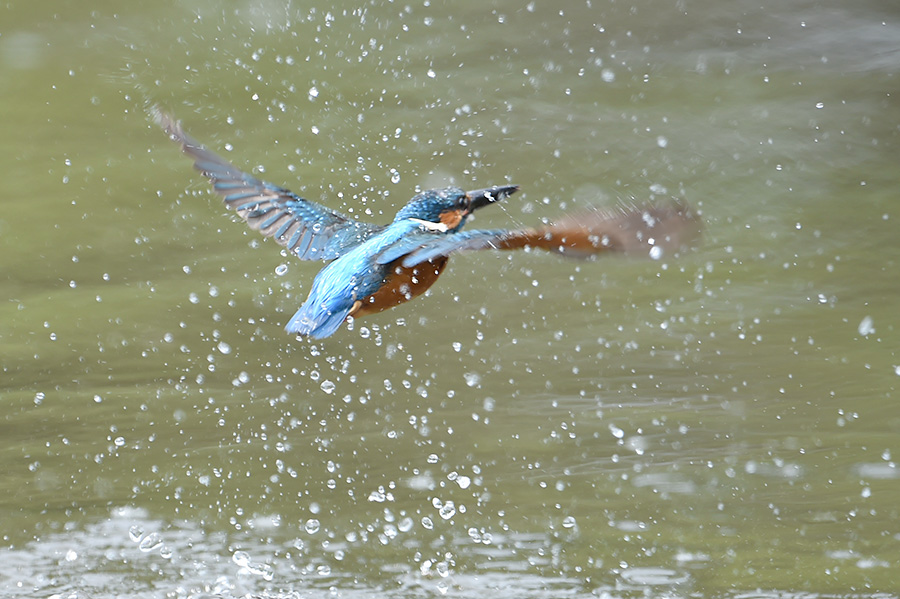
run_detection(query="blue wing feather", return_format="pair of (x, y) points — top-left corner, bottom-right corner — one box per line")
(155, 109), (384, 261)
(372, 228), (510, 267)
(373, 230), (440, 266)
(391, 203), (701, 267)
(397, 229), (509, 267)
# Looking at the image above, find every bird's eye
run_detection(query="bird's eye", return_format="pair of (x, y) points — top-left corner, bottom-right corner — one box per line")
(456, 196), (468, 209)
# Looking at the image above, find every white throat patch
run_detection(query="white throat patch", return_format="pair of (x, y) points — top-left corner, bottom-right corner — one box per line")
(409, 218), (449, 233)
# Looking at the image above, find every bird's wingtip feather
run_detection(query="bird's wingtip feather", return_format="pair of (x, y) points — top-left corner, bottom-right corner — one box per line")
(150, 105), (181, 140)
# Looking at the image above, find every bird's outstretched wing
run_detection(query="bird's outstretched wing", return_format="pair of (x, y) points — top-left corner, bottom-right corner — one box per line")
(154, 109), (384, 261)
(380, 202), (700, 268)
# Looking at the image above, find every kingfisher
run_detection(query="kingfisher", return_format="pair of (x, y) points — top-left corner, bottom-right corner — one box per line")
(155, 110), (699, 339)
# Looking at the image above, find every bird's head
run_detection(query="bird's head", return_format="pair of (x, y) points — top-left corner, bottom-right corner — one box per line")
(394, 184), (519, 233)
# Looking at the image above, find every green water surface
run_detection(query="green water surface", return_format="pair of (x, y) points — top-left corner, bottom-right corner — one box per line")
(1, 1), (899, 597)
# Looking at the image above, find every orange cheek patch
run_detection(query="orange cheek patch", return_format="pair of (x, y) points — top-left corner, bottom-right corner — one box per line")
(439, 209), (464, 230)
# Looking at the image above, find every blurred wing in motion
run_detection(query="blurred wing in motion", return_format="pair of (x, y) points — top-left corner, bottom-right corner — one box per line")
(394, 202), (701, 268)
(154, 109), (384, 261)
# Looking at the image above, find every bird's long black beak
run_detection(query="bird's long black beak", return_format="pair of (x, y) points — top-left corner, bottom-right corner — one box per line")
(466, 184), (519, 212)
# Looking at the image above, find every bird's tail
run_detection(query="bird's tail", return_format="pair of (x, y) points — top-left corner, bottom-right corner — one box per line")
(285, 302), (353, 339)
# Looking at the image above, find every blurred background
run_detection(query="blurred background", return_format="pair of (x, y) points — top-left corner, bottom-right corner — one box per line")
(2, 0), (899, 597)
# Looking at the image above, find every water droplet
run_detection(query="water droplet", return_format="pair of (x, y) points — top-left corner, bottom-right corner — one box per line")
(128, 525), (143, 542)
(438, 501), (456, 520)
(139, 532), (163, 552)
(858, 316), (875, 336)
(259, 563), (275, 580)
(232, 550), (251, 567)
(305, 518), (321, 534)
(320, 380), (336, 394)
(562, 516), (577, 528)
(463, 372), (481, 387)
(217, 341), (232, 354)
(275, 263), (289, 276)
(435, 560), (450, 577)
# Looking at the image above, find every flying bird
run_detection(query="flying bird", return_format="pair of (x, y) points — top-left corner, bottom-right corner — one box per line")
(155, 110), (699, 339)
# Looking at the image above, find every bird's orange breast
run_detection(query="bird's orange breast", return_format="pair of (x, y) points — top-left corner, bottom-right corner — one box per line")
(349, 257), (449, 318)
